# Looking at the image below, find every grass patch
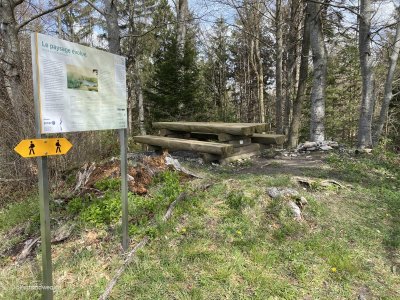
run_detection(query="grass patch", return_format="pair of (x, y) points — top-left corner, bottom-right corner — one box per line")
(1, 153), (399, 299)
(0, 196), (39, 233)
(109, 154), (400, 299)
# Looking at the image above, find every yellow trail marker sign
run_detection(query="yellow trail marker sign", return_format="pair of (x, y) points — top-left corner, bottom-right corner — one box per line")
(14, 138), (72, 158)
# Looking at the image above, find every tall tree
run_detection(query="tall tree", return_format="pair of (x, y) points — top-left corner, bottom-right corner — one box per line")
(357, 0), (375, 148)
(275, 0), (283, 133)
(373, 7), (400, 145)
(0, 0), (73, 146)
(308, 0), (327, 142)
(177, 0), (188, 52)
(284, 0), (302, 135)
(288, 4), (310, 148)
(145, 10), (200, 121)
(205, 18), (232, 121)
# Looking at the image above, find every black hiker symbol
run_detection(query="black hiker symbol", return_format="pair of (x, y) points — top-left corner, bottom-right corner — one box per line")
(56, 140), (61, 153)
(29, 141), (35, 155)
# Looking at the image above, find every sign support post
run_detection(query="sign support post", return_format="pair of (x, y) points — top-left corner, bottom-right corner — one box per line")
(37, 155), (53, 299)
(120, 128), (129, 251)
(32, 33), (53, 299)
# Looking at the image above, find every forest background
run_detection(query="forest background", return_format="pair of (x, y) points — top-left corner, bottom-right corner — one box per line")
(0, 0), (399, 201)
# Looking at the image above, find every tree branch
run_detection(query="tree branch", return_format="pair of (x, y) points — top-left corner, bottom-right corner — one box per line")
(84, 0), (105, 16)
(17, 0), (74, 31)
(13, 0), (25, 7)
(306, 0), (362, 18)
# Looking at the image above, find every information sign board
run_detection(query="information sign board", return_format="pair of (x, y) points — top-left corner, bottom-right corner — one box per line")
(31, 33), (127, 134)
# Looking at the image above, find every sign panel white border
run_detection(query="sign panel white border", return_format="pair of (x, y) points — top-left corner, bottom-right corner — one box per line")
(31, 33), (128, 134)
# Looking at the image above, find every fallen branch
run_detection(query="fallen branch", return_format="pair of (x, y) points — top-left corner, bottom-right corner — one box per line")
(162, 192), (188, 222)
(98, 192), (188, 300)
(98, 237), (149, 300)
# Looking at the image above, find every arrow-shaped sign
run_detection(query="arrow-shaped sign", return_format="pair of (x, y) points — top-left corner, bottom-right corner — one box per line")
(14, 138), (73, 158)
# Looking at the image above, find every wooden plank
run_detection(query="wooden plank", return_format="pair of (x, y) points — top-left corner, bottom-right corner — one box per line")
(189, 132), (218, 141)
(152, 122), (266, 136)
(251, 133), (286, 145)
(230, 143), (260, 156)
(133, 135), (234, 156)
(228, 138), (252, 147)
(159, 129), (190, 139)
(219, 152), (260, 165)
(236, 123), (266, 133)
(200, 153), (220, 163)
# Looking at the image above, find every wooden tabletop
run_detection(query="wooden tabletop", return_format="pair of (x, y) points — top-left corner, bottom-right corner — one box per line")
(152, 122), (267, 136)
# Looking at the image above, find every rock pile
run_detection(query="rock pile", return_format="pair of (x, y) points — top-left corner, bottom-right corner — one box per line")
(296, 140), (339, 152)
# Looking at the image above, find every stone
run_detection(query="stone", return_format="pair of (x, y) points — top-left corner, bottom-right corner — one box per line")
(328, 141), (339, 148)
(267, 187), (281, 199)
(51, 223), (75, 243)
(296, 196), (308, 209)
(267, 187), (299, 199)
(288, 201), (302, 221)
(319, 145), (333, 151)
(303, 141), (318, 149)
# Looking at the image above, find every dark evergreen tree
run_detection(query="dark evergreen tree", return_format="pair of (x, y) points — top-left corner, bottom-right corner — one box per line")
(145, 19), (201, 121)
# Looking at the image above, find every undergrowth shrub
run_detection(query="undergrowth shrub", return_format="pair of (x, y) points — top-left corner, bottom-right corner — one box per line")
(94, 178), (120, 191)
(226, 191), (254, 210)
(67, 170), (184, 229)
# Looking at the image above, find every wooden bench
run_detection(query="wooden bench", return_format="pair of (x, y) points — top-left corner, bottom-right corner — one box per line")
(251, 133), (286, 146)
(153, 122), (266, 136)
(133, 135), (234, 156)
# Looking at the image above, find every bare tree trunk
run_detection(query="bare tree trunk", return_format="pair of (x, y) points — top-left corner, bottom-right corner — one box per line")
(288, 6), (310, 148)
(284, 0), (301, 135)
(0, 1), (25, 130)
(373, 8), (400, 145)
(357, 0), (375, 148)
(308, 1), (326, 142)
(136, 64), (146, 135)
(275, 0), (283, 133)
(104, 0), (121, 55)
(250, 37), (265, 123)
(177, 0), (188, 51)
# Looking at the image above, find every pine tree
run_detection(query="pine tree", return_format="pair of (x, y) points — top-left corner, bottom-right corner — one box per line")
(145, 15), (200, 121)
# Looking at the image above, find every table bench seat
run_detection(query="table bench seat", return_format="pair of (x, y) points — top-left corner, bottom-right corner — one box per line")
(133, 135), (234, 156)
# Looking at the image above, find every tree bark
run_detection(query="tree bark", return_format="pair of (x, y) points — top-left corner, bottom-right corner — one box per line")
(104, 0), (121, 55)
(0, 1), (25, 129)
(308, 0), (327, 143)
(373, 8), (400, 145)
(275, 0), (283, 133)
(357, 0), (375, 148)
(135, 64), (146, 135)
(288, 6), (310, 148)
(255, 36), (265, 123)
(284, 0), (301, 135)
(177, 0), (188, 52)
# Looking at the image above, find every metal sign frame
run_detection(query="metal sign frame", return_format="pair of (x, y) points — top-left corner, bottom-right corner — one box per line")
(31, 33), (129, 299)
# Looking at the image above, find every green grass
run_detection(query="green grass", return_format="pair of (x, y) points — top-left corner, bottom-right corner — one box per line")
(1, 154), (399, 299)
(109, 156), (400, 299)
(0, 170), (184, 299)
(0, 196), (39, 233)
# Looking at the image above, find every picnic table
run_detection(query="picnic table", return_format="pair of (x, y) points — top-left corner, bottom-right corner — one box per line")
(133, 122), (285, 164)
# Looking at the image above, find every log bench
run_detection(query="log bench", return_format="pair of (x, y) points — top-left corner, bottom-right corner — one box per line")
(159, 131), (285, 146)
(153, 122), (266, 136)
(251, 133), (286, 146)
(134, 123), (285, 164)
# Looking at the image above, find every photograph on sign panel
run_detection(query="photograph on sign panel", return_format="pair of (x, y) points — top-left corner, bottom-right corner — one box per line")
(66, 64), (98, 92)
